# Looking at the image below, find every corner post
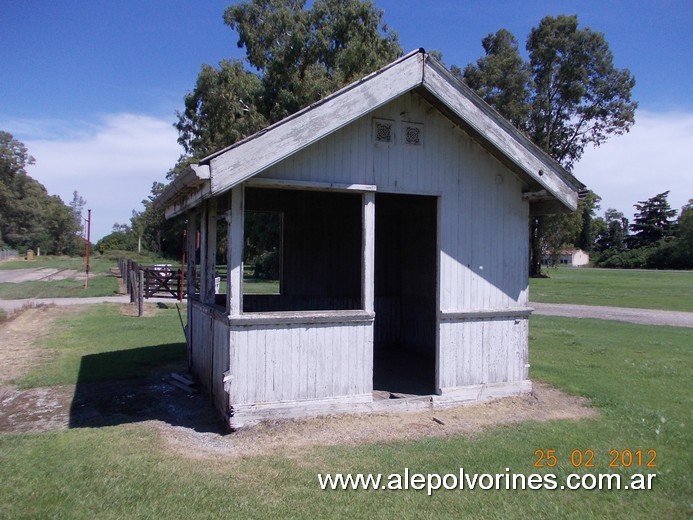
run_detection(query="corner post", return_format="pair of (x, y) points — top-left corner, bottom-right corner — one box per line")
(186, 211), (197, 298)
(203, 198), (218, 305)
(362, 191), (375, 313)
(227, 185), (244, 315)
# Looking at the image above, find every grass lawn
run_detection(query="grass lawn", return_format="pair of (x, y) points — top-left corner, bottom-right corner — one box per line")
(0, 305), (690, 518)
(16, 304), (186, 389)
(0, 256), (112, 273)
(530, 267), (693, 312)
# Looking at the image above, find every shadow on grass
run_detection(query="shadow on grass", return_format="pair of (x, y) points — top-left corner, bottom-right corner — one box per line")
(68, 343), (226, 434)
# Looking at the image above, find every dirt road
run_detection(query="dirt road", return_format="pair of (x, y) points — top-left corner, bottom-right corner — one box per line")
(531, 302), (693, 328)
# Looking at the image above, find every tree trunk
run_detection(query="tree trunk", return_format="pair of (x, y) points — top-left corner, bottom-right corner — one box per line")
(529, 216), (543, 277)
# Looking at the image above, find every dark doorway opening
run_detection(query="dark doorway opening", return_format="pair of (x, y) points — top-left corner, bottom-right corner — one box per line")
(373, 193), (438, 396)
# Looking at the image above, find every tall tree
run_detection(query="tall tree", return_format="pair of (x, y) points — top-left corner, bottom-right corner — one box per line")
(596, 208), (629, 251)
(175, 0), (401, 163)
(456, 29), (531, 129)
(629, 191), (677, 248)
(175, 60), (267, 159)
(526, 16), (636, 169)
(575, 191), (601, 251)
(0, 131), (81, 254)
(460, 15), (637, 275)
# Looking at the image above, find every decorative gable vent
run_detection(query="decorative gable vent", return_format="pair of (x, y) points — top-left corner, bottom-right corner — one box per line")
(373, 118), (394, 144)
(403, 122), (423, 146)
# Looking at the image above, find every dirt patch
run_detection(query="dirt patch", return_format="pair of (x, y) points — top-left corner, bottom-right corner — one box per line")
(155, 382), (597, 459)
(0, 386), (74, 433)
(0, 305), (73, 385)
(0, 305), (597, 458)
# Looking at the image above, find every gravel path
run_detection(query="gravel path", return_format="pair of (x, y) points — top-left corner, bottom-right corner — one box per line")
(531, 302), (693, 328)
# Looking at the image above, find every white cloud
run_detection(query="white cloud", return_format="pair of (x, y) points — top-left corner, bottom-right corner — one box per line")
(22, 114), (182, 241)
(573, 110), (693, 220)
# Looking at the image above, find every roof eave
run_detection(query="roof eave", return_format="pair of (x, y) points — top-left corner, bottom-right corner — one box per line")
(421, 57), (582, 211)
(153, 164), (211, 216)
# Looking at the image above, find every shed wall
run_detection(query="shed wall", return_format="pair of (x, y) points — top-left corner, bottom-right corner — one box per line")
(228, 319), (374, 405)
(256, 91), (530, 312)
(189, 301), (230, 419)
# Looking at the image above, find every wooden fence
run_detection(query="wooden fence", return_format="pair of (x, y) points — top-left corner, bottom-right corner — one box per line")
(117, 259), (184, 317)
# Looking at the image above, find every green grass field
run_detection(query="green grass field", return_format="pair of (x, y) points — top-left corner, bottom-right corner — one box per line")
(0, 303), (690, 518)
(530, 267), (693, 311)
(16, 304), (186, 389)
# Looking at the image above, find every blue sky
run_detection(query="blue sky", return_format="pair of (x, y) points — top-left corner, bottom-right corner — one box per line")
(2, 0), (691, 240)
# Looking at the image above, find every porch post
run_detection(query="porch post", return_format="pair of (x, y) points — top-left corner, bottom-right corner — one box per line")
(203, 198), (218, 304)
(227, 185), (244, 315)
(185, 210), (197, 370)
(199, 202), (208, 302)
(362, 191), (375, 313)
(186, 211), (197, 298)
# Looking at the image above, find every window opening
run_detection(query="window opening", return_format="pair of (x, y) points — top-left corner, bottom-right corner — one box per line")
(243, 211), (282, 295)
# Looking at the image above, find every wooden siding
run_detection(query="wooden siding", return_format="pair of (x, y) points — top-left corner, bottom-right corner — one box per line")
(257, 91), (529, 313)
(228, 318), (373, 406)
(438, 316), (529, 390)
(184, 87), (537, 426)
(189, 300), (230, 419)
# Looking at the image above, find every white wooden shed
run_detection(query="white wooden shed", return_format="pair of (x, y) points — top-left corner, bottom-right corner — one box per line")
(156, 50), (582, 428)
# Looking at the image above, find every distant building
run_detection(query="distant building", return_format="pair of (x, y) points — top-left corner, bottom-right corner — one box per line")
(543, 249), (590, 267)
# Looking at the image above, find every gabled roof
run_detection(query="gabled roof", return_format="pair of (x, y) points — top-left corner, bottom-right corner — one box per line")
(157, 49), (583, 218)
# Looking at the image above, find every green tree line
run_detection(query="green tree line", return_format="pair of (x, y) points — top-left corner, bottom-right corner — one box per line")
(100, 1), (687, 270)
(590, 192), (692, 269)
(0, 131), (85, 256)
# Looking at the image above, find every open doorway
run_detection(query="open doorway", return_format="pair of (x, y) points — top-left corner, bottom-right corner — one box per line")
(374, 193), (438, 396)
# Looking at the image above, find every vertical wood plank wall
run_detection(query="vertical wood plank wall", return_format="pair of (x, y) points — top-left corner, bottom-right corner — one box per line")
(438, 318), (528, 390)
(190, 301), (231, 419)
(228, 320), (373, 406)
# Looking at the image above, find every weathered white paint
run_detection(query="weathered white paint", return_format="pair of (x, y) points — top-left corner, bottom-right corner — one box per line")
(208, 52), (424, 197)
(422, 59), (578, 211)
(362, 192), (375, 313)
(228, 380), (531, 428)
(228, 316), (374, 406)
(228, 185), (244, 315)
(157, 164), (211, 219)
(189, 300), (231, 419)
(438, 317), (529, 390)
(246, 177), (377, 192)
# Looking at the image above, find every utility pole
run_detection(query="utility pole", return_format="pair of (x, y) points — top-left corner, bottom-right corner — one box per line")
(84, 209), (91, 289)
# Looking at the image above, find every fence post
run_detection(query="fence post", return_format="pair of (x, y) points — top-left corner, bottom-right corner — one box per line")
(129, 269), (135, 303)
(138, 268), (144, 317)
